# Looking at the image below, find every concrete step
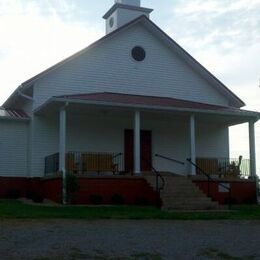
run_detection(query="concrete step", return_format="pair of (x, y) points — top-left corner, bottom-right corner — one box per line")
(162, 196), (213, 202)
(162, 187), (204, 194)
(160, 191), (207, 198)
(163, 204), (222, 210)
(162, 198), (214, 205)
(144, 175), (223, 211)
(161, 190), (205, 196)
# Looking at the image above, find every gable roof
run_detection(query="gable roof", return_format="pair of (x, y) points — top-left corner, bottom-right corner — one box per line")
(3, 15), (245, 108)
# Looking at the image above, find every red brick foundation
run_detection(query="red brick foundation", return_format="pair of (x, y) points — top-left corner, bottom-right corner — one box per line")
(1, 176), (256, 205)
(193, 179), (257, 204)
(71, 177), (159, 205)
(0, 177), (40, 198)
(0, 176), (159, 206)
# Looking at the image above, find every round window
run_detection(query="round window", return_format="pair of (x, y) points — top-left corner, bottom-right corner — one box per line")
(131, 46), (146, 61)
(109, 17), (114, 28)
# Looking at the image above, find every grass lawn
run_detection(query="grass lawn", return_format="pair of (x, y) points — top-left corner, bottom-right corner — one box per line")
(0, 200), (259, 220)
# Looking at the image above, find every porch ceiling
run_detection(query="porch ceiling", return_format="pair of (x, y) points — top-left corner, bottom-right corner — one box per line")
(34, 92), (260, 126)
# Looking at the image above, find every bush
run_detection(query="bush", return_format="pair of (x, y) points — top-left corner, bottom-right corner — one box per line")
(66, 173), (79, 194)
(6, 189), (21, 199)
(26, 191), (44, 203)
(32, 192), (44, 203)
(111, 194), (124, 205)
(66, 173), (79, 203)
(26, 191), (34, 200)
(89, 194), (103, 205)
(134, 197), (150, 206)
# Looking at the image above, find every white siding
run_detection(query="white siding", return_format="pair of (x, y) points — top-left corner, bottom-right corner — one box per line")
(0, 120), (29, 177)
(196, 123), (229, 158)
(33, 24), (229, 110)
(30, 114), (59, 177)
(30, 112), (229, 177)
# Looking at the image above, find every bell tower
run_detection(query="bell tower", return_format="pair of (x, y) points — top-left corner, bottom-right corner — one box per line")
(103, 0), (153, 34)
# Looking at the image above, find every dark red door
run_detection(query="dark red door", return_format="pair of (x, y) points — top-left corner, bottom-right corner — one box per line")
(141, 130), (152, 171)
(124, 129), (134, 172)
(124, 129), (152, 172)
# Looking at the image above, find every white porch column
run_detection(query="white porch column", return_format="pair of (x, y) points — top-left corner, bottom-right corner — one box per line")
(190, 114), (196, 175)
(134, 110), (141, 174)
(249, 121), (256, 177)
(59, 106), (67, 204)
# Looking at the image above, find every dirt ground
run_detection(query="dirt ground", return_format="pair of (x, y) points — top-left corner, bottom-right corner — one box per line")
(0, 220), (259, 259)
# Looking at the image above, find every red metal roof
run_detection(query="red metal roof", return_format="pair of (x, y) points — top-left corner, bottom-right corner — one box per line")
(56, 92), (255, 115)
(0, 108), (29, 119)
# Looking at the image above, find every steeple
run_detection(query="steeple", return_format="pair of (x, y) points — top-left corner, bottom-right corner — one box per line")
(103, 0), (153, 34)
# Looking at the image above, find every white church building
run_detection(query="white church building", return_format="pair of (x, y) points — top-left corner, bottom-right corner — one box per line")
(0, 0), (259, 207)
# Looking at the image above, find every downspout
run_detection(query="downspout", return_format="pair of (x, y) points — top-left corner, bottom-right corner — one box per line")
(17, 86), (34, 179)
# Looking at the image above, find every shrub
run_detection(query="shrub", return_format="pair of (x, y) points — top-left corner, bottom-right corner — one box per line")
(134, 197), (150, 206)
(89, 194), (103, 205)
(6, 189), (21, 199)
(32, 192), (44, 203)
(66, 173), (79, 203)
(66, 173), (79, 194)
(111, 193), (124, 205)
(26, 190), (34, 200)
(26, 191), (44, 203)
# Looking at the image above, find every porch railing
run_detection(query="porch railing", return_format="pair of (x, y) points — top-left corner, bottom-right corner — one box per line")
(45, 152), (123, 175)
(45, 153), (59, 175)
(196, 157), (250, 178)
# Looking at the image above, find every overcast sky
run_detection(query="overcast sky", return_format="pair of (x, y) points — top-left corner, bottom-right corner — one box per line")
(0, 0), (259, 174)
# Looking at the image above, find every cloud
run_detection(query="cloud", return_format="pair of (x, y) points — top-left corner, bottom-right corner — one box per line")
(0, 0), (103, 103)
(161, 0), (260, 172)
(169, 0), (260, 53)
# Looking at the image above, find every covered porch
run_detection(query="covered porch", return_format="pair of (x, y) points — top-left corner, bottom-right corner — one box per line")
(34, 92), (259, 206)
(36, 92), (258, 178)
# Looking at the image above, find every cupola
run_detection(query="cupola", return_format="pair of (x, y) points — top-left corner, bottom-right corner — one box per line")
(103, 0), (153, 34)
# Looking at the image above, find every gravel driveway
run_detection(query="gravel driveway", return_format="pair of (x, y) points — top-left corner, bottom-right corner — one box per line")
(0, 220), (259, 259)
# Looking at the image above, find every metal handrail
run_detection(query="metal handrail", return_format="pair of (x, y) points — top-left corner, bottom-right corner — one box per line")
(186, 158), (232, 209)
(112, 152), (123, 159)
(142, 158), (165, 194)
(155, 154), (185, 165)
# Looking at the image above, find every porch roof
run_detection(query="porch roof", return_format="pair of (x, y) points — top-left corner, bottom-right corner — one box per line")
(36, 92), (259, 120)
(0, 107), (29, 121)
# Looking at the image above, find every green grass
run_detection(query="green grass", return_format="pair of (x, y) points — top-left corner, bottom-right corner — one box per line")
(0, 200), (259, 220)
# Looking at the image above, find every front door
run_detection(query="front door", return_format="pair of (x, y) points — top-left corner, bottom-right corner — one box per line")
(124, 129), (152, 172)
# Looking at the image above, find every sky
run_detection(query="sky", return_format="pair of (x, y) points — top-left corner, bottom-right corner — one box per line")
(0, 0), (259, 174)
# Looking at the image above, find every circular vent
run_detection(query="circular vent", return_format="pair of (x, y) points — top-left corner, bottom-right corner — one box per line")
(131, 46), (146, 61)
